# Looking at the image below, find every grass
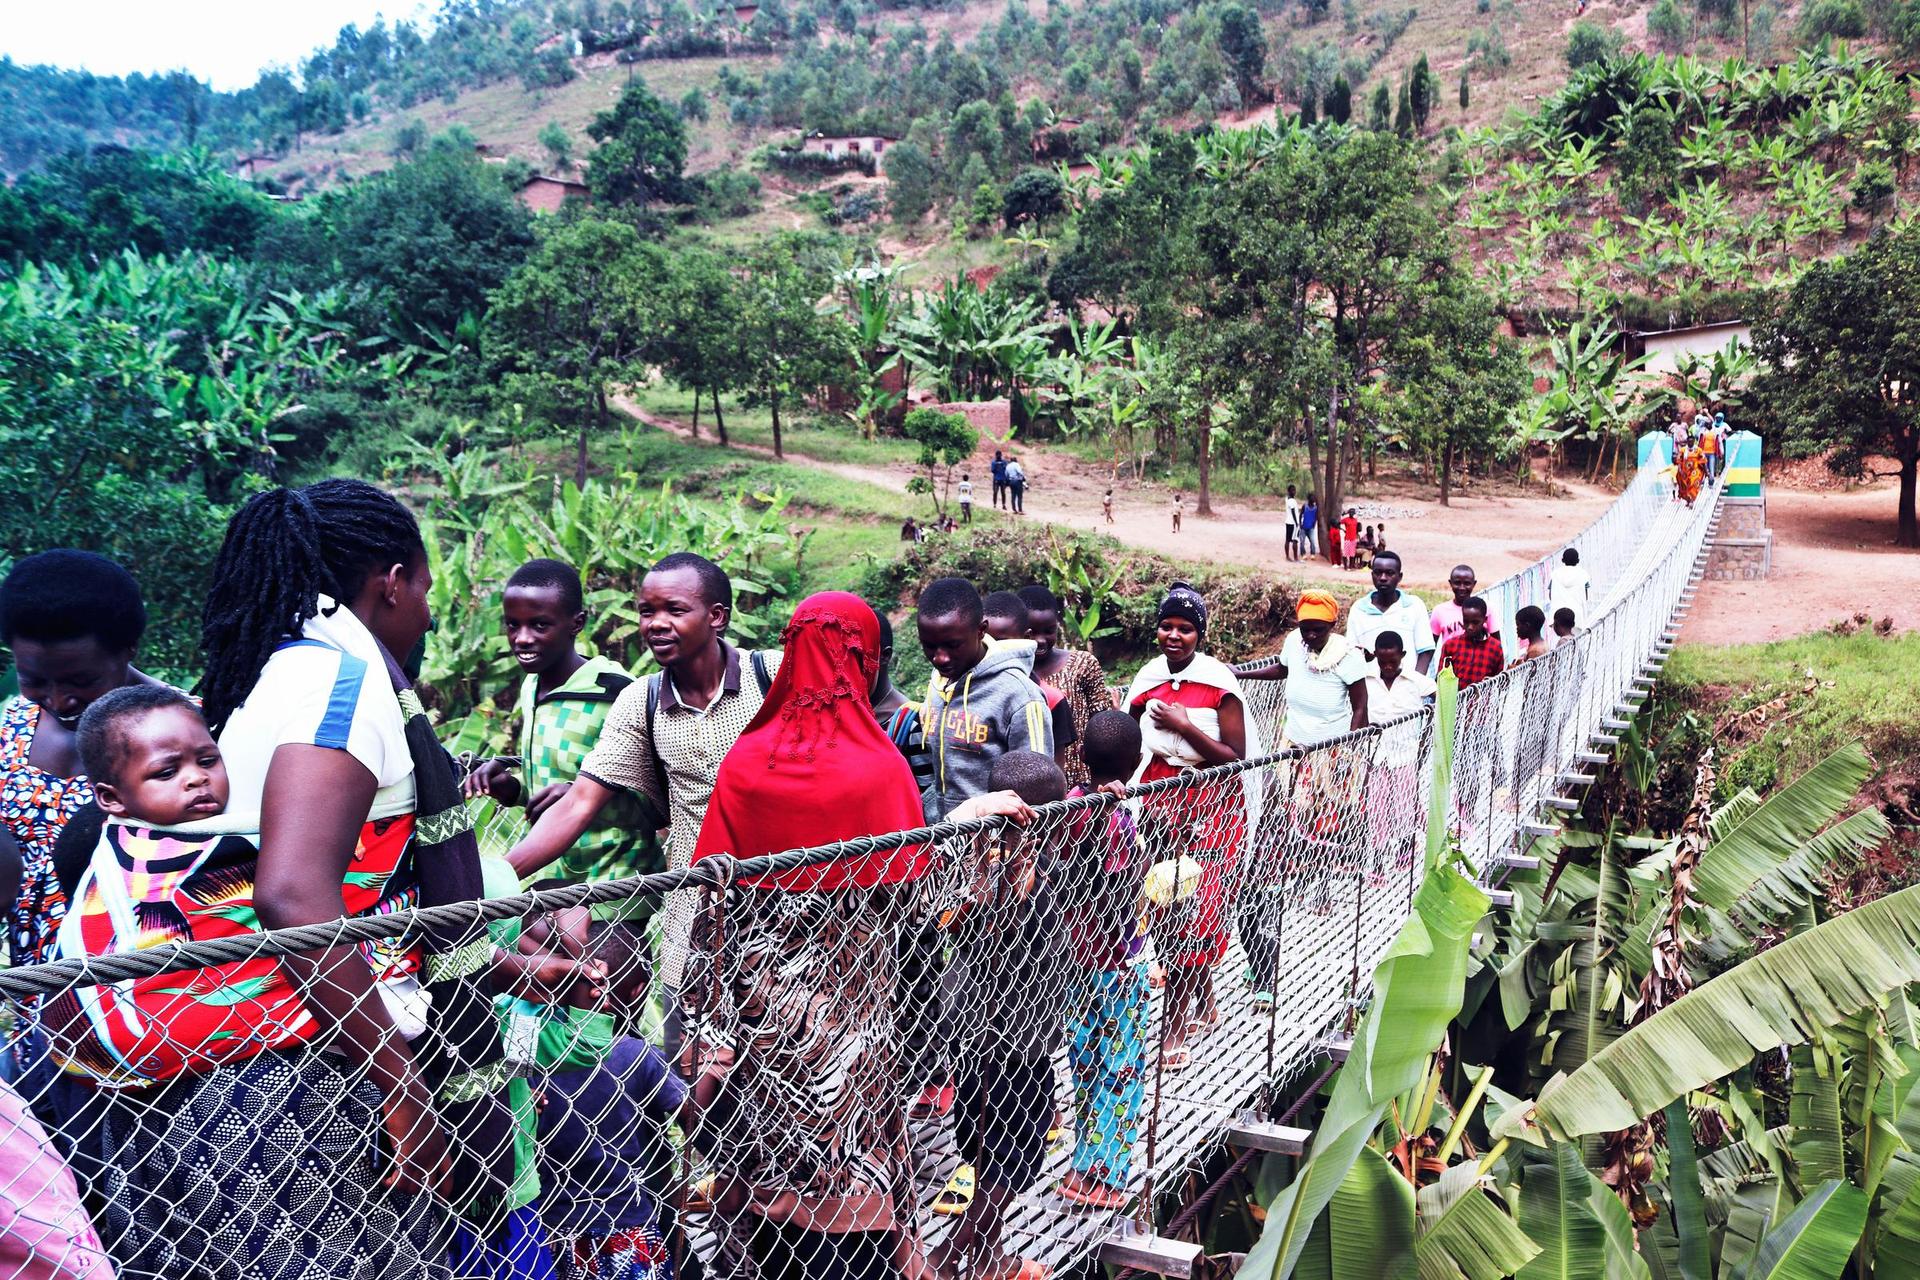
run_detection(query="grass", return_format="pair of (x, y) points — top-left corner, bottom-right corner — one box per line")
(1661, 630), (1920, 795)
(621, 386), (923, 469)
(562, 417), (920, 593)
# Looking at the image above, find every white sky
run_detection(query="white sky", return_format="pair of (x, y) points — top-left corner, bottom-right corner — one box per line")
(3, 1), (439, 91)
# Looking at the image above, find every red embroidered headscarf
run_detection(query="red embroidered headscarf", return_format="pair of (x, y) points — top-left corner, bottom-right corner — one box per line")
(692, 591), (930, 890)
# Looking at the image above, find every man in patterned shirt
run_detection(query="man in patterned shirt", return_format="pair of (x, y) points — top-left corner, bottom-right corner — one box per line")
(508, 552), (779, 996)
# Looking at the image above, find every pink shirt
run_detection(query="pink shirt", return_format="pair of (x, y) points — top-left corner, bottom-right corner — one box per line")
(0, 1082), (114, 1280)
(1431, 600), (1467, 646)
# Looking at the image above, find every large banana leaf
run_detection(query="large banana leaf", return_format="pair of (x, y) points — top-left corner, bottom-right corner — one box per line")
(1244, 853), (1488, 1278)
(1514, 1141), (1649, 1280)
(1531, 883), (1920, 1139)
(1739, 1179), (1867, 1280)
(1789, 1043), (1846, 1192)
(1415, 1184), (1543, 1280)
(1690, 744), (1873, 913)
(1869, 1053), (1920, 1272)
(1295, 1146), (1418, 1280)
(1664, 1099), (1714, 1280)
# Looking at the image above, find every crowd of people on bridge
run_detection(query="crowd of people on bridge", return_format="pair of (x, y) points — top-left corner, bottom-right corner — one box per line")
(0, 475), (1593, 1280)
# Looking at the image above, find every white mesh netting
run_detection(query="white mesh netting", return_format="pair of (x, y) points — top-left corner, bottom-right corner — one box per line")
(0, 468), (1719, 1280)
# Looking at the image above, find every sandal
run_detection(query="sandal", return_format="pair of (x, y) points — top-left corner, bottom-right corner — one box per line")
(1162, 1047), (1191, 1071)
(932, 1163), (976, 1216)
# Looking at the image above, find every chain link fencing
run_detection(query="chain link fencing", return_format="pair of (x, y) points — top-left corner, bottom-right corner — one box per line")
(0, 471), (1716, 1280)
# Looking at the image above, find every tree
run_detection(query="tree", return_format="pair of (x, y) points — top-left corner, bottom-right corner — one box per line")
(1002, 167), (1066, 229)
(1394, 76), (1413, 135)
(538, 120), (573, 170)
(903, 408), (978, 514)
(885, 141), (938, 225)
(1216, 3), (1269, 104)
(679, 87), (709, 122)
(653, 245), (749, 445)
(1324, 76), (1351, 125)
(734, 234), (856, 459)
(1750, 222), (1920, 546)
(1300, 94), (1318, 126)
(1648, 0), (1691, 50)
(1458, 68), (1470, 110)
(267, 148), (536, 341)
(1564, 18), (1623, 67)
(483, 217), (664, 486)
(1408, 53), (1435, 131)
(1370, 80), (1392, 130)
(583, 78), (689, 206)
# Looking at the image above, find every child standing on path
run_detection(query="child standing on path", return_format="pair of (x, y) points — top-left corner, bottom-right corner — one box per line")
(958, 472), (974, 523)
(1171, 493), (1183, 533)
(465, 560), (658, 910)
(1299, 495), (1319, 557)
(1102, 488), (1114, 524)
(1055, 712), (1151, 1210)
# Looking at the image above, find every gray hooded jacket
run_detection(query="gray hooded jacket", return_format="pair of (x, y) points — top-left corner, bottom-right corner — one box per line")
(920, 638), (1055, 823)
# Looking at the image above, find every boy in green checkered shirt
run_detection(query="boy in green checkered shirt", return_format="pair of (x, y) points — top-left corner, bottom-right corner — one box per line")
(466, 559), (660, 914)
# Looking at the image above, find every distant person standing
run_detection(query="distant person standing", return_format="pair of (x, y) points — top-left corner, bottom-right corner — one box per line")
(1700, 419), (1722, 484)
(1299, 494), (1319, 556)
(1171, 492), (1183, 533)
(1547, 547), (1591, 630)
(1283, 485), (1302, 562)
(958, 472), (974, 523)
(991, 450), (1008, 509)
(1552, 607), (1577, 644)
(1514, 605), (1551, 662)
(1006, 456), (1027, 514)
(1338, 510), (1361, 569)
(1102, 488), (1115, 524)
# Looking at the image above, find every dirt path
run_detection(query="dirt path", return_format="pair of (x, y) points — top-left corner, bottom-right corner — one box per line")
(617, 396), (1624, 590)
(1685, 484), (1920, 645)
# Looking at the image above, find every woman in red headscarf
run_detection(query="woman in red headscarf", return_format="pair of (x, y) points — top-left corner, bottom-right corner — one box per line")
(685, 592), (933, 1280)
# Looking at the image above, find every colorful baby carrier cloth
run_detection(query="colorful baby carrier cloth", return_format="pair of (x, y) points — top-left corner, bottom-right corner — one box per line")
(48, 637), (518, 1203)
(46, 812), (413, 1086)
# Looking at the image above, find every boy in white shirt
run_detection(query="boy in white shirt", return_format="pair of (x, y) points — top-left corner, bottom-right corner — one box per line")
(1363, 631), (1436, 875)
(958, 472), (974, 524)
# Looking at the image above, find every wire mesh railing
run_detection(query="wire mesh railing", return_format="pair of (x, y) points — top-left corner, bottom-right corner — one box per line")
(0, 469), (1717, 1280)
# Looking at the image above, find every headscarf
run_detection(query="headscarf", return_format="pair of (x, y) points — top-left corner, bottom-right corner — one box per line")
(1296, 590), (1339, 624)
(1158, 582), (1208, 633)
(692, 592), (930, 891)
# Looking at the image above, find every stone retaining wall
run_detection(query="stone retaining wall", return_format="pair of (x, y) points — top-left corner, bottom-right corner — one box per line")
(1707, 497), (1771, 579)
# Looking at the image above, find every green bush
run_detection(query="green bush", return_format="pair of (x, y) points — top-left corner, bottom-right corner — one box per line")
(1564, 20), (1623, 68)
(1648, 0), (1692, 49)
(1800, 0), (1868, 37)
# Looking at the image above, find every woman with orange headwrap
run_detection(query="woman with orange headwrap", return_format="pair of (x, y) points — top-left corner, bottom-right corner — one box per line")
(685, 591), (935, 1280)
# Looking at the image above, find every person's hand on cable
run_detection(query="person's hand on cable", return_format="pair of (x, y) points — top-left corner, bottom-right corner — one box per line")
(463, 757), (521, 806)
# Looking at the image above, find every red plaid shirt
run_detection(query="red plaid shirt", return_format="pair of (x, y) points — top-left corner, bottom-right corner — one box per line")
(1440, 633), (1505, 687)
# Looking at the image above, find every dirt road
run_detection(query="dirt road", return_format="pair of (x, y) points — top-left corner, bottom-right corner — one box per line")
(1685, 484), (1920, 645)
(617, 396), (1624, 590)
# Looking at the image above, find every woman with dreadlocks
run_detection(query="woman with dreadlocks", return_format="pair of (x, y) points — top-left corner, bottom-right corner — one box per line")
(684, 591), (948, 1280)
(78, 480), (515, 1280)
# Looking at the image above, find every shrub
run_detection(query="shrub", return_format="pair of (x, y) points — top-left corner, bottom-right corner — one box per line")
(1800, 0), (1867, 37)
(1565, 19), (1623, 67)
(1648, 0), (1692, 50)
(1852, 157), (1896, 217)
